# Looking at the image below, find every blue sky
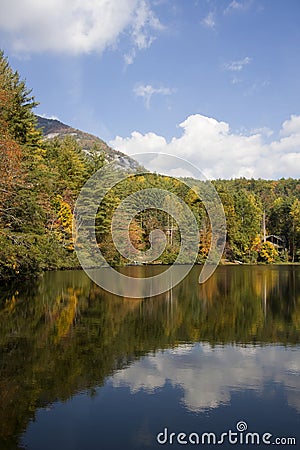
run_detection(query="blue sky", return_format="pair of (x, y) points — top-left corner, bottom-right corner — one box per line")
(1, 0), (300, 178)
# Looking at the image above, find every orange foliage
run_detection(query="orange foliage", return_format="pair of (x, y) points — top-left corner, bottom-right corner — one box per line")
(0, 79), (23, 214)
(0, 133), (22, 212)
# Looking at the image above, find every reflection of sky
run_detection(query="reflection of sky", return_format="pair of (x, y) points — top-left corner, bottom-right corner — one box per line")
(22, 343), (300, 450)
(111, 343), (300, 413)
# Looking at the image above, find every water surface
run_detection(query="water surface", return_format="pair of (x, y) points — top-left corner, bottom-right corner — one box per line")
(0, 265), (299, 449)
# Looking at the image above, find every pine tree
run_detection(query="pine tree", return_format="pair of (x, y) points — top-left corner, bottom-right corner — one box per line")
(0, 50), (38, 145)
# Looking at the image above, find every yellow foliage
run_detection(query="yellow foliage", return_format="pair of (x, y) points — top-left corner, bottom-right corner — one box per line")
(259, 241), (278, 263)
(55, 195), (74, 249)
(53, 288), (78, 343)
(251, 235), (261, 252)
(290, 198), (300, 233)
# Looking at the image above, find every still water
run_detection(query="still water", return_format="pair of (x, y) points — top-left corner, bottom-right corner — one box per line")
(0, 265), (299, 449)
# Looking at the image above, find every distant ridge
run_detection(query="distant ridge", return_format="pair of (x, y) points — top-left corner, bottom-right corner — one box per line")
(36, 115), (141, 171)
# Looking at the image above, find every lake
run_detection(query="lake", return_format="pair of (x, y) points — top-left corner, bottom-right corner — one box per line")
(0, 265), (299, 449)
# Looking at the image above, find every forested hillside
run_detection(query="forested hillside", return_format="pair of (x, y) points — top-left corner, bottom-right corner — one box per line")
(1, 51), (300, 281)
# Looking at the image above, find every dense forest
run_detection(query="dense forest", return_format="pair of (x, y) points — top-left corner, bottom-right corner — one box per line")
(1, 51), (300, 281)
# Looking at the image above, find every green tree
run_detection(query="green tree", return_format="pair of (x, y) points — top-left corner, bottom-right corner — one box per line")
(232, 190), (263, 261)
(0, 50), (38, 145)
(290, 198), (300, 261)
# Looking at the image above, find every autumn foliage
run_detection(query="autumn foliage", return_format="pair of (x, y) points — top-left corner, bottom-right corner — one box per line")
(1, 50), (300, 281)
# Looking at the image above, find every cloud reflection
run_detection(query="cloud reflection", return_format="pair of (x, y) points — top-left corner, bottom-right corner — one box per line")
(111, 344), (300, 413)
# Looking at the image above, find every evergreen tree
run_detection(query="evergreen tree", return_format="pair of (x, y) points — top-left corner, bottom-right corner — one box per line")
(0, 50), (38, 145)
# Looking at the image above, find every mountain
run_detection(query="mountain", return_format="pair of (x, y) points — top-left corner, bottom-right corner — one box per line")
(36, 115), (140, 171)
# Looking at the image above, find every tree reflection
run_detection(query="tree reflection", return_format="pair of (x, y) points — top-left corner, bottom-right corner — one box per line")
(0, 266), (299, 448)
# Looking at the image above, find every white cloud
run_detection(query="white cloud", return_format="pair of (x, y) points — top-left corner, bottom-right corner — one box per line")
(202, 12), (216, 29)
(280, 114), (300, 137)
(0, 0), (162, 57)
(124, 0), (164, 65)
(133, 83), (175, 109)
(111, 344), (300, 412)
(112, 130), (167, 152)
(250, 126), (273, 138)
(224, 0), (252, 14)
(130, 0), (163, 49)
(109, 113), (300, 179)
(39, 113), (60, 121)
(224, 56), (252, 72)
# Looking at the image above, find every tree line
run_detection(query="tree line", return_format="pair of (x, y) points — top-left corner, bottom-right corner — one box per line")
(1, 51), (300, 281)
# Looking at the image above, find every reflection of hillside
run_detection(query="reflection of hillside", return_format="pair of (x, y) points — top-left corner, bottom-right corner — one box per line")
(0, 266), (299, 448)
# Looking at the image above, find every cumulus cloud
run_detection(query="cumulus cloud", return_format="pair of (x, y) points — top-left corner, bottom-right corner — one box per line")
(280, 114), (300, 137)
(111, 344), (300, 412)
(0, 0), (162, 56)
(109, 113), (300, 179)
(133, 83), (175, 108)
(224, 56), (252, 72)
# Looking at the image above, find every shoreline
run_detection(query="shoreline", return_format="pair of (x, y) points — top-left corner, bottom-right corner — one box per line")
(2, 261), (300, 285)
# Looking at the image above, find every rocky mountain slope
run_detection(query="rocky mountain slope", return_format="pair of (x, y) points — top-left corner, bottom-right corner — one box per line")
(36, 115), (140, 171)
